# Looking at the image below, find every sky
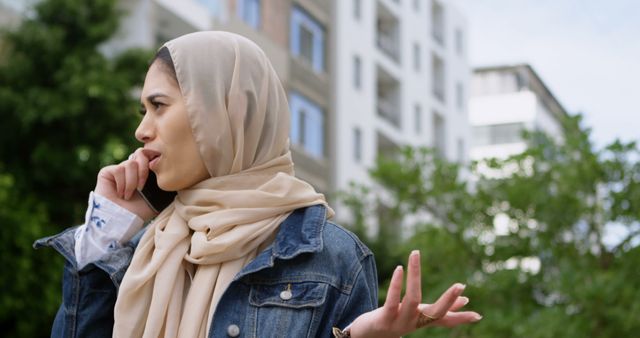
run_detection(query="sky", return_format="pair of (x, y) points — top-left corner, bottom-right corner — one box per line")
(452, 0), (640, 148)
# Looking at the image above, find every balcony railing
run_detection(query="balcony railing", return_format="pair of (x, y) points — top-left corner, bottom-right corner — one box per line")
(376, 34), (400, 62)
(432, 84), (445, 102)
(432, 27), (445, 46)
(377, 99), (401, 128)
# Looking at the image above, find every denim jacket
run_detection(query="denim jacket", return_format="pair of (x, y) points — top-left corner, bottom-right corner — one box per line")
(34, 204), (378, 337)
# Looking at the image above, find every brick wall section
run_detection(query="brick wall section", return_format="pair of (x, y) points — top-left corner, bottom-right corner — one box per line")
(262, 0), (289, 48)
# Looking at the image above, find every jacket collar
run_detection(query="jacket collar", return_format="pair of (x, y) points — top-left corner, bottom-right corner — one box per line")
(234, 204), (327, 279)
(272, 204), (326, 259)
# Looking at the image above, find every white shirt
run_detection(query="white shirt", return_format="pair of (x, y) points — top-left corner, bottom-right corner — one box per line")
(74, 192), (145, 269)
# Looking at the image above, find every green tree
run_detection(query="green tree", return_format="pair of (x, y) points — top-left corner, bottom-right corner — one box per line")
(0, 0), (151, 336)
(342, 114), (640, 337)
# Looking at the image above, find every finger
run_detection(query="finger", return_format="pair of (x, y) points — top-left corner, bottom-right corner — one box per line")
(417, 296), (469, 315)
(449, 296), (470, 312)
(383, 265), (404, 317)
(124, 160), (138, 200)
(97, 165), (117, 181)
(430, 311), (482, 328)
(113, 165), (125, 199)
(133, 149), (149, 190)
(399, 250), (421, 320)
(425, 283), (466, 319)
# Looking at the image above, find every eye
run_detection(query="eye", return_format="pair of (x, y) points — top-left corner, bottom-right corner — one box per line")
(139, 100), (165, 116)
(151, 100), (165, 110)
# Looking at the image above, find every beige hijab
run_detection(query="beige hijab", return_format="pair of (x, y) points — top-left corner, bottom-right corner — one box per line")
(113, 31), (333, 338)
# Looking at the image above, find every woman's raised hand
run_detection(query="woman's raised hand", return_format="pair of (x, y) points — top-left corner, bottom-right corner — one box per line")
(94, 148), (158, 221)
(348, 250), (482, 338)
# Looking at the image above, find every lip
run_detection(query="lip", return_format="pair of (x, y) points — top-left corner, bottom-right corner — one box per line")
(149, 155), (161, 171)
(142, 148), (162, 170)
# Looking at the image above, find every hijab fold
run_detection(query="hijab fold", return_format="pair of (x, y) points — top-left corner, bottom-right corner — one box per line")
(113, 31), (333, 338)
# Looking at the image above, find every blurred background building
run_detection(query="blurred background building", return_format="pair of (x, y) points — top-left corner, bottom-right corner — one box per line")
(0, 0), (22, 28)
(469, 64), (567, 162)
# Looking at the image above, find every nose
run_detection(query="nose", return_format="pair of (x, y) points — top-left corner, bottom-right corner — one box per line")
(135, 114), (155, 143)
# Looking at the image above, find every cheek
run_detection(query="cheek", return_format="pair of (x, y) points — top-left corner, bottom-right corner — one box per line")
(159, 143), (200, 189)
(155, 106), (209, 190)
(160, 133), (209, 189)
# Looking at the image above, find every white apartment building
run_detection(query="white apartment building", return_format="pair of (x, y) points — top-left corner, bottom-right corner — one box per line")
(469, 64), (567, 161)
(333, 0), (471, 219)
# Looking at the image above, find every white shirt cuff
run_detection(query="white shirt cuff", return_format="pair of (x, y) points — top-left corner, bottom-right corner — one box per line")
(74, 191), (144, 269)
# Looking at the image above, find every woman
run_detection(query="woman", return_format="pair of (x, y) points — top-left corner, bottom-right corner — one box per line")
(35, 31), (481, 337)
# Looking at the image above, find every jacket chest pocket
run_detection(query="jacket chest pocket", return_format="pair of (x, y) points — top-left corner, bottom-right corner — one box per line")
(248, 281), (328, 337)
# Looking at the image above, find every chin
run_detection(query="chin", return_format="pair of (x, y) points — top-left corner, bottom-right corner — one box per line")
(156, 173), (178, 191)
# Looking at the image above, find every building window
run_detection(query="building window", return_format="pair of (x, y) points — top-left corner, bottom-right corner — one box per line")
(414, 104), (422, 134)
(515, 71), (528, 91)
(433, 111), (446, 157)
(456, 82), (464, 112)
(432, 53), (445, 102)
(431, 0), (445, 46)
(353, 127), (362, 162)
(376, 66), (401, 128)
(455, 28), (464, 55)
(198, 0), (225, 18)
(354, 0), (361, 20)
(237, 0), (261, 29)
(354, 55), (362, 89)
(291, 6), (325, 73)
(413, 43), (421, 71)
(289, 92), (325, 158)
(376, 3), (400, 63)
(472, 122), (525, 146)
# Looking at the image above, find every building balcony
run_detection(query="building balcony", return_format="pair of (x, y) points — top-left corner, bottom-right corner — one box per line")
(376, 34), (400, 62)
(376, 65), (401, 128)
(376, 1), (400, 64)
(431, 0), (445, 46)
(377, 99), (401, 128)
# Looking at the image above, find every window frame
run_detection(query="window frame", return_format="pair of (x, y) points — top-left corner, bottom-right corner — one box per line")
(290, 6), (326, 73)
(237, 0), (261, 29)
(289, 91), (325, 158)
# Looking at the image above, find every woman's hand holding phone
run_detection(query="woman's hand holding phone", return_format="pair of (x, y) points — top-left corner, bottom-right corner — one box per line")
(94, 148), (158, 222)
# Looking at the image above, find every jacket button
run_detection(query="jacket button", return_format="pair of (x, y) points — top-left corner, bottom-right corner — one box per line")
(227, 324), (240, 337)
(280, 290), (292, 300)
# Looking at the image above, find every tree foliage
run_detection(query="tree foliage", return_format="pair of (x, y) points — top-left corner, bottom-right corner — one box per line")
(342, 114), (640, 337)
(0, 0), (151, 336)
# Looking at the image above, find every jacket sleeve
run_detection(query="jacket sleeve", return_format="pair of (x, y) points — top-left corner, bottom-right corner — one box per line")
(332, 252), (379, 335)
(34, 225), (145, 338)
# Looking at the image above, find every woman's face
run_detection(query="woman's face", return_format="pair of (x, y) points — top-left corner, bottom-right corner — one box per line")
(135, 61), (210, 191)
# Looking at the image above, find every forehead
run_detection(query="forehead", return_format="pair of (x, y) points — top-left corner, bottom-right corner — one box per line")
(141, 61), (180, 97)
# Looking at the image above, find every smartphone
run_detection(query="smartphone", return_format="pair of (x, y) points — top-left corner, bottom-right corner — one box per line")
(136, 171), (177, 213)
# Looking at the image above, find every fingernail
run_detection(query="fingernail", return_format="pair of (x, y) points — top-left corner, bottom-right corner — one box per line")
(456, 283), (466, 292)
(461, 296), (469, 305)
(473, 314), (483, 321)
(395, 265), (403, 272)
(411, 250), (420, 256)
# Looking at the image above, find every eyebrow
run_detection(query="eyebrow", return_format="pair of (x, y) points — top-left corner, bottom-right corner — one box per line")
(140, 93), (169, 105)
